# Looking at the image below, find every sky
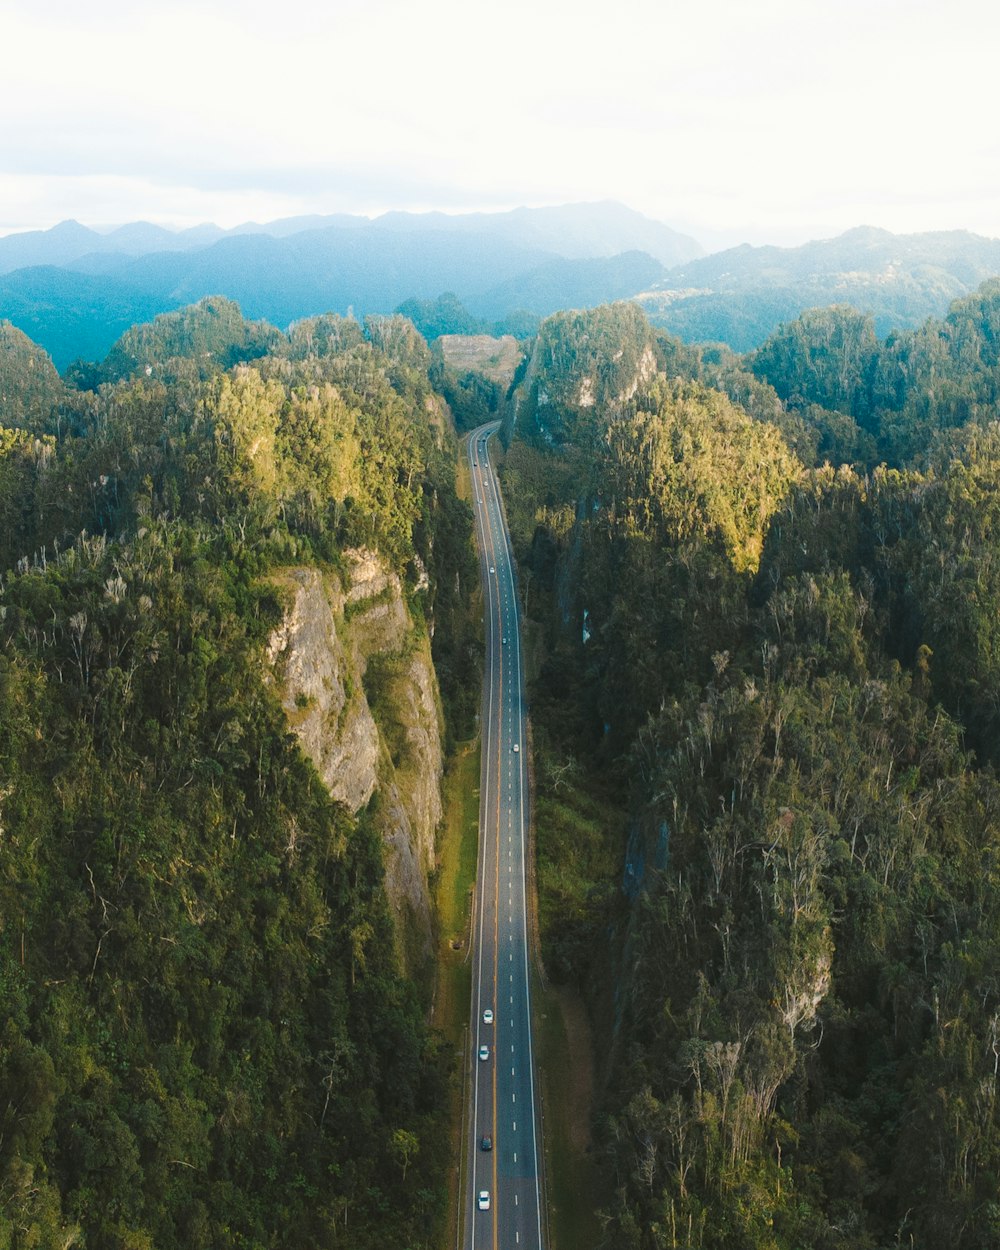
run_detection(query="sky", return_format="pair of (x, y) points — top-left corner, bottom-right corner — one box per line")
(3, 0), (999, 249)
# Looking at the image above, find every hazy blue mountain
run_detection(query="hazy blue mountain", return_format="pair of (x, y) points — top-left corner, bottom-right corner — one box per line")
(0, 220), (105, 273)
(0, 266), (180, 368)
(174, 222), (230, 246)
(373, 200), (703, 267)
(0, 219), (230, 274)
(0, 202), (703, 365)
(0, 228), (556, 364)
(227, 213), (368, 237)
(1, 200), (701, 274)
(63, 250), (158, 276)
(641, 226), (1000, 349)
(0, 224), (674, 368)
(667, 226), (1000, 289)
(114, 227), (557, 319)
(472, 249), (667, 319)
(95, 220), (191, 253)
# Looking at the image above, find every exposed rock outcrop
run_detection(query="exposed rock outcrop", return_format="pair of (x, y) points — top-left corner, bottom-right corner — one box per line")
(267, 567), (379, 812)
(267, 552), (444, 972)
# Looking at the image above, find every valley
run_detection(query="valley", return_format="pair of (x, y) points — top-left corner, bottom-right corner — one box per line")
(4, 267), (1000, 1248)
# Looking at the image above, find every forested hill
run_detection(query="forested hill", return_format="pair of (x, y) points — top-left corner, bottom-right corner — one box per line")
(0, 298), (480, 1249)
(640, 225), (1000, 351)
(499, 294), (1000, 1247)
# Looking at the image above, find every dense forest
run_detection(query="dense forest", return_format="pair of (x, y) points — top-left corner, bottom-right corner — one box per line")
(7, 265), (1000, 1249)
(0, 297), (480, 1249)
(498, 290), (1000, 1248)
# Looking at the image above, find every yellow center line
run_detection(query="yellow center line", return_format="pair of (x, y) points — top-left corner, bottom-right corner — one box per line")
(489, 445), (503, 1250)
(468, 425), (513, 1250)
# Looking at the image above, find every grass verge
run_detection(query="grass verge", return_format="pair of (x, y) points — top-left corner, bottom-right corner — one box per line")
(529, 731), (618, 1250)
(432, 738), (481, 1248)
(533, 974), (605, 1250)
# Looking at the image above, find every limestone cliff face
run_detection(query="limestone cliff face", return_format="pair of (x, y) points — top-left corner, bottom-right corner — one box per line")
(391, 651), (443, 880)
(266, 568), (379, 812)
(505, 304), (658, 446)
(266, 552), (444, 972)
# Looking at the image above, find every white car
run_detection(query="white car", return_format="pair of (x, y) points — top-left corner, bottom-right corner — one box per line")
(479, 1044), (489, 1061)
(489, 566), (495, 574)
(513, 743), (519, 753)
(478, 1191), (491, 1211)
(483, 1008), (494, 1025)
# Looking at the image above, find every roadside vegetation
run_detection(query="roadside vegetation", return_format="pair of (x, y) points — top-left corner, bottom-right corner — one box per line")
(10, 276), (1000, 1248)
(501, 294), (1000, 1249)
(0, 300), (478, 1250)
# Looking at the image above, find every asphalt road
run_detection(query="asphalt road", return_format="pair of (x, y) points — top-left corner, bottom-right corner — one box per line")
(464, 423), (544, 1250)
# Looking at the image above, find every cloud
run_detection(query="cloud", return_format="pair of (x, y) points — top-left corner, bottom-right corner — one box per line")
(2, 0), (1000, 244)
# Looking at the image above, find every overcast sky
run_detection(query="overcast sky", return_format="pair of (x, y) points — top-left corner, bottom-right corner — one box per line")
(3, 0), (998, 248)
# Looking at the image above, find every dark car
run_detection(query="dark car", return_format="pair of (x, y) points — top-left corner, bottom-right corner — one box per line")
(481, 1134), (492, 1151)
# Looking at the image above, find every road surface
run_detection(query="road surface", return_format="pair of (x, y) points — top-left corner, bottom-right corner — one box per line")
(464, 423), (544, 1250)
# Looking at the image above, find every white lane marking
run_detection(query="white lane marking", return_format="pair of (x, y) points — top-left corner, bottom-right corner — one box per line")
(504, 546), (546, 1250)
(513, 1093), (516, 1103)
(515, 1195), (519, 1206)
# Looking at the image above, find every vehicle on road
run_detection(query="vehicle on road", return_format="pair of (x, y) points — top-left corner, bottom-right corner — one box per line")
(513, 743), (519, 753)
(478, 1190), (491, 1211)
(483, 1008), (494, 1024)
(479, 1044), (489, 1061)
(489, 566), (495, 574)
(480, 1134), (492, 1151)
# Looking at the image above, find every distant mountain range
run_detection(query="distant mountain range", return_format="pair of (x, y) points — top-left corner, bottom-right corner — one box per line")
(0, 202), (701, 368)
(639, 225), (1000, 350)
(2, 205), (1000, 370)
(0, 201), (702, 275)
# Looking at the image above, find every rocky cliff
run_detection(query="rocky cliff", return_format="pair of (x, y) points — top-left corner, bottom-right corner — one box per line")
(266, 553), (443, 972)
(504, 302), (658, 446)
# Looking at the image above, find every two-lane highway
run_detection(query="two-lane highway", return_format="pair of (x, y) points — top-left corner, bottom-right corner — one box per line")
(465, 424), (544, 1250)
